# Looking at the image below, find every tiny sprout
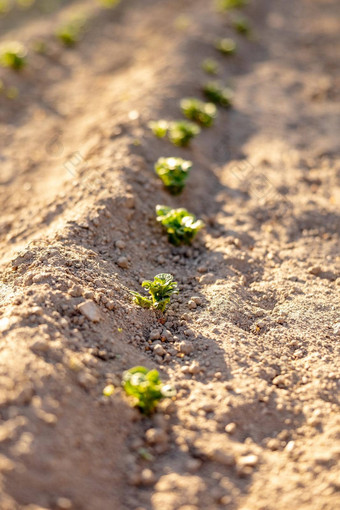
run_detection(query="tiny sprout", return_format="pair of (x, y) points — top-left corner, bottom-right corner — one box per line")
(156, 205), (204, 246)
(98, 0), (121, 8)
(201, 58), (219, 75)
(130, 273), (178, 313)
(181, 98), (217, 128)
(0, 41), (27, 70)
(148, 119), (169, 138)
(203, 81), (234, 108)
(122, 366), (176, 415)
(232, 15), (251, 35)
(155, 156), (192, 195)
(168, 120), (200, 146)
(103, 384), (115, 397)
(215, 37), (237, 55)
(56, 15), (87, 47)
(216, 0), (248, 11)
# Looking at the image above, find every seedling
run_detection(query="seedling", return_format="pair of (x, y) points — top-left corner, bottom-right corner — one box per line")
(215, 37), (237, 55)
(148, 119), (169, 138)
(216, 0), (248, 11)
(168, 120), (200, 146)
(203, 81), (233, 108)
(156, 205), (204, 246)
(98, 0), (121, 7)
(122, 366), (176, 415)
(56, 15), (87, 46)
(155, 157), (192, 195)
(0, 41), (27, 70)
(201, 58), (219, 75)
(181, 98), (217, 127)
(130, 273), (178, 313)
(232, 15), (251, 35)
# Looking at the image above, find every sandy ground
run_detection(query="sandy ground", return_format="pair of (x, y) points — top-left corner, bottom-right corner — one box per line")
(0, 0), (339, 509)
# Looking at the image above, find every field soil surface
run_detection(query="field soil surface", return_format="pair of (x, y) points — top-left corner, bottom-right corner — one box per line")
(0, 0), (339, 509)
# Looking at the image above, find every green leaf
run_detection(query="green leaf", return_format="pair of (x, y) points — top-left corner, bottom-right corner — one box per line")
(155, 157), (192, 195)
(203, 81), (234, 108)
(156, 205), (204, 245)
(180, 98), (217, 128)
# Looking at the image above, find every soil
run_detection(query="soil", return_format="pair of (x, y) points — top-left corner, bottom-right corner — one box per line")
(0, 0), (339, 509)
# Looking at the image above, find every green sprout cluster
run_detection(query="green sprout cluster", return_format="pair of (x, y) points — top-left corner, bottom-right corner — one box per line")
(203, 81), (234, 108)
(130, 273), (178, 313)
(180, 98), (217, 128)
(155, 157), (192, 195)
(156, 205), (204, 246)
(216, 0), (248, 11)
(122, 366), (176, 415)
(149, 120), (200, 147)
(56, 15), (87, 47)
(215, 37), (237, 55)
(232, 15), (251, 35)
(201, 58), (219, 75)
(0, 41), (27, 70)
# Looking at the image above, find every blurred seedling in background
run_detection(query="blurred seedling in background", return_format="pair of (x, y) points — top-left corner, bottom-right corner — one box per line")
(168, 120), (200, 146)
(181, 98), (217, 127)
(203, 81), (233, 108)
(201, 58), (219, 75)
(122, 366), (176, 415)
(98, 0), (121, 8)
(0, 41), (27, 70)
(130, 273), (178, 313)
(215, 37), (237, 55)
(155, 157), (192, 195)
(149, 119), (169, 138)
(216, 0), (248, 11)
(156, 205), (204, 246)
(56, 14), (87, 46)
(31, 39), (47, 54)
(232, 14), (251, 35)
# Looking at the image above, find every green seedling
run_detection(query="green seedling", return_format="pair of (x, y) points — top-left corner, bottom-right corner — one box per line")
(181, 98), (217, 128)
(232, 15), (251, 35)
(168, 120), (200, 146)
(201, 58), (219, 75)
(156, 205), (204, 246)
(56, 15), (87, 46)
(215, 37), (237, 55)
(148, 119), (169, 138)
(155, 156), (192, 195)
(203, 81), (233, 108)
(216, 0), (248, 11)
(122, 366), (176, 415)
(130, 273), (178, 313)
(98, 0), (121, 7)
(0, 41), (27, 70)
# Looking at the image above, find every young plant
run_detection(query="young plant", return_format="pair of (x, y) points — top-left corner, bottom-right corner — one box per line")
(148, 119), (169, 138)
(130, 273), (178, 313)
(168, 120), (200, 146)
(180, 98), (217, 127)
(56, 15), (87, 47)
(0, 41), (27, 70)
(122, 366), (176, 415)
(201, 58), (219, 75)
(203, 81), (234, 108)
(98, 0), (121, 8)
(156, 205), (204, 246)
(232, 15), (251, 35)
(216, 0), (248, 11)
(155, 156), (192, 195)
(215, 37), (237, 55)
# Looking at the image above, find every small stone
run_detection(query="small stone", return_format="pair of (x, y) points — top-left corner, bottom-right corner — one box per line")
(68, 285), (83, 297)
(238, 454), (258, 467)
(56, 497), (72, 509)
(78, 301), (101, 322)
(189, 362), (201, 375)
(150, 329), (161, 341)
(200, 273), (215, 284)
(225, 422), (236, 434)
(105, 300), (115, 311)
(145, 428), (168, 445)
(116, 240), (126, 249)
(140, 468), (156, 486)
(191, 296), (202, 305)
(308, 265), (322, 276)
(31, 340), (49, 353)
(153, 344), (166, 357)
(188, 300), (197, 310)
(267, 438), (281, 451)
(210, 450), (235, 466)
(117, 257), (129, 269)
(179, 341), (194, 355)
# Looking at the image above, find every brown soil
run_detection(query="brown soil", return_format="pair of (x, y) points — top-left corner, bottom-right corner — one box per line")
(0, 1), (339, 509)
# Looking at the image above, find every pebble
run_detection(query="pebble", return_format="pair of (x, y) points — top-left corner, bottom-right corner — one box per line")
(68, 285), (83, 297)
(56, 497), (73, 510)
(189, 362), (201, 375)
(77, 301), (101, 323)
(308, 265), (322, 276)
(191, 296), (202, 305)
(200, 273), (215, 284)
(145, 428), (168, 445)
(238, 454), (258, 467)
(150, 329), (161, 341)
(179, 341), (194, 355)
(105, 300), (115, 311)
(117, 256), (129, 269)
(153, 344), (166, 357)
(116, 240), (126, 249)
(188, 300), (197, 310)
(210, 449), (235, 466)
(225, 422), (236, 434)
(140, 468), (156, 486)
